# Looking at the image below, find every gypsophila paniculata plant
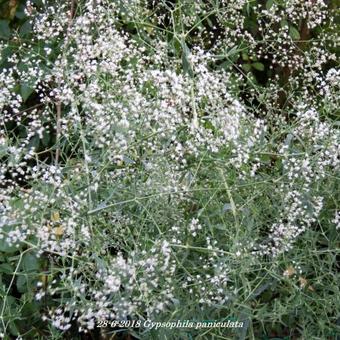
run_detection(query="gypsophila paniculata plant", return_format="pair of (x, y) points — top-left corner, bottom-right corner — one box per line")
(0, 0), (339, 338)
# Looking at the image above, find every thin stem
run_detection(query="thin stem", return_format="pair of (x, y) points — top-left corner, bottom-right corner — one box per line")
(68, 0), (77, 29)
(55, 101), (61, 166)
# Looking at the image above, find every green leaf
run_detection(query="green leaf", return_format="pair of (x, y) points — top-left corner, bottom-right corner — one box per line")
(0, 295), (16, 311)
(122, 155), (135, 165)
(15, 4), (27, 19)
(21, 302), (39, 317)
(22, 253), (39, 272)
(280, 20), (289, 28)
(8, 321), (20, 336)
(181, 40), (194, 77)
(213, 223), (227, 230)
(16, 275), (27, 293)
(20, 83), (35, 101)
(0, 20), (10, 39)
(241, 52), (249, 61)
(170, 35), (181, 56)
(266, 0), (275, 10)
(0, 139), (8, 158)
(32, 0), (44, 5)
(222, 203), (232, 212)
(252, 62), (265, 71)
(0, 263), (13, 274)
(289, 26), (300, 40)
(19, 20), (32, 37)
(236, 309), (251, 340)
(27, 135), (40, 150)
(225, 45), (241, 60)
(17, 61), (28, 73)
(284, 133), (294, 148)
(206, 17), (213, 28)
(11, 198), (24, 210)
(217, 60), (232, 70)
(41, 130), (50, 147)
(242, 63), (252, 72)
(0, 238), (18, 253)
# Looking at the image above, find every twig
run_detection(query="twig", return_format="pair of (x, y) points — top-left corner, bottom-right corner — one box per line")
(68, 0), (77, 29)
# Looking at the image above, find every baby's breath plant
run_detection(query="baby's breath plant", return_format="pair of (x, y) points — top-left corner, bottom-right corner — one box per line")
(0, 0), (339, 339)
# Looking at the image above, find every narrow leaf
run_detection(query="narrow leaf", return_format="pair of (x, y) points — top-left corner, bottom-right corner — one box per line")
(252, 62), (265, 71)
(289, 26), (300, 40)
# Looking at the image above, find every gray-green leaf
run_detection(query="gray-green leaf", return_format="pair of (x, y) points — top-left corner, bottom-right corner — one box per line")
(20, 83), (35, 101)
(0, 20), (11, 40)
(289, 26), (300, 40)
(252, 62), (265, 71)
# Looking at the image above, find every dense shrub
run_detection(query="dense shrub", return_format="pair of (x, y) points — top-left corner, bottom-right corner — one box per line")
(0, 0), (339, 339)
